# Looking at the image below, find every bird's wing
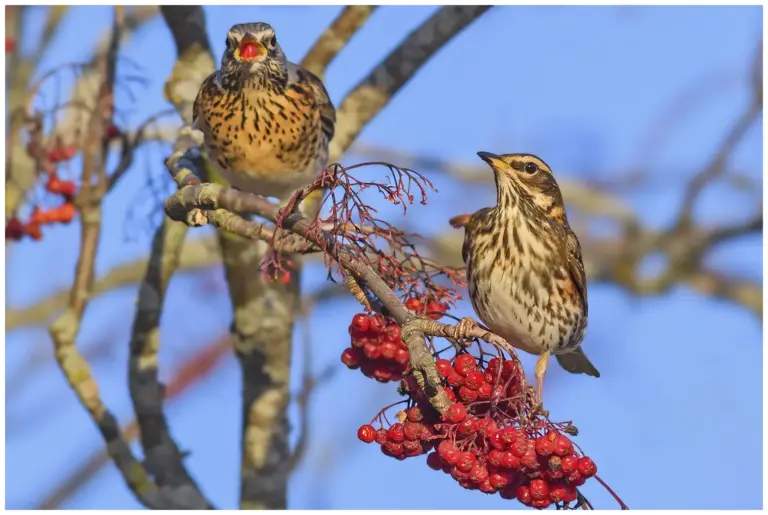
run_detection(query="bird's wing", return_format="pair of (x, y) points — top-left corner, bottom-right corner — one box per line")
(461, 233), (471, 265)
(460, 208), (492, 265)
(286, 62), (336, 142)
(192, 71), (220, 131)
(565, 228), (588, 317)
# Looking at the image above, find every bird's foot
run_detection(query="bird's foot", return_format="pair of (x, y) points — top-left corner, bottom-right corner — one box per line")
(454, 317), (478, 340)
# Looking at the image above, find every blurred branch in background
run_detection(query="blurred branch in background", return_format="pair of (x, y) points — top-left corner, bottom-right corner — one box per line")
(301, 6), (377, 79)
(127, 213), (210, 507)
(43, 8), (177, 509)
(354, 138), (762, 316)
(6, 236), (220, 331)
(38, 336), (232, 510)
(327, 5), (491, 161)
(35, 282), (345, 509)
(5, 6), (159, 222)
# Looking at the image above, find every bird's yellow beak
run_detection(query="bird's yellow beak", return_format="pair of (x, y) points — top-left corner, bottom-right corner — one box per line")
(477, 151), (506, 170)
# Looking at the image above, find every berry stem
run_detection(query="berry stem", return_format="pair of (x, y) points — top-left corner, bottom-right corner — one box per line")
(593, 475), (629, 510)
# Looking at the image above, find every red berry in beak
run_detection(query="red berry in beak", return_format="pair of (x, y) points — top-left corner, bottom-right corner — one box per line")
(240, 41), (259, 59)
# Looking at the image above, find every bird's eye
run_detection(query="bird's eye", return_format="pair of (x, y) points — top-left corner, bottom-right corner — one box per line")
(269, 35), (277, 48)
(524, 162), (539, 174)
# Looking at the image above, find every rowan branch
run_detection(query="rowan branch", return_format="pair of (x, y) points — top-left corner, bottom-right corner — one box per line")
(158, 6), (492, 509)
(164, 175), (517, 414)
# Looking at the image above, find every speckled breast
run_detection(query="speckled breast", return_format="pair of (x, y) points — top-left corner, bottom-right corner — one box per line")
(201, 90), (328, 197)
(465, 230), (584, 356)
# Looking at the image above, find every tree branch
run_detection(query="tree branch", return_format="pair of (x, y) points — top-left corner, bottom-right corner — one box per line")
(160, 6), (300, 509)
(45, 8), (174, 509)
(160, 6), (214, 125)
(5, 6), (158, 222)
(36, 282), (343, 509)
(164, 178), (517, 414)
(348, 142), (638, 225)
(127, 217), (212, 508)
(300, 6), (378, 78)
(6, 236), (220, 331)
(675, 39), (762, 230)
(38, 336), (231, 509)
(328, 6), (491, 161)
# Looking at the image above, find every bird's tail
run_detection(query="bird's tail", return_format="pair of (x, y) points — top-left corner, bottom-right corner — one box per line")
(556, 348), (600, 378)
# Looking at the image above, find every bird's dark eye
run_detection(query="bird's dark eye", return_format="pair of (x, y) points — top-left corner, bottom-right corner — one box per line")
(524, 162), (539, 174)
(269, 35), (277, 48)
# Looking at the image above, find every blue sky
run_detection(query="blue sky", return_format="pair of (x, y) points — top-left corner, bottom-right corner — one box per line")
(5, 5), (763, 510)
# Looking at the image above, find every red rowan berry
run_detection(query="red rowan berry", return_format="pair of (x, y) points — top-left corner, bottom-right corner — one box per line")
(577, 456), (597, 477)
(404, 297), (423, 313)
(357, 424), (376, 443)
(435, 359), (452, 377)
(437, 440), (459, 465)
(529, 479), (549, 501)
(340, 348), (361, 369)
(387, 423), (405, 442)
(453, 354), (477, 376)
(456, 451), (476, 473)
(458, 386), (478, 403)
(444, 403), (467, 423)
(516, 485), (532, 505)
(349, 313), (370, 335)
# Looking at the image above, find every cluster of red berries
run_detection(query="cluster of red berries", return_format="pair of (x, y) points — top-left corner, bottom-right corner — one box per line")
(356, 352), (598, 509)
(339, 297), (448, 382)
(357, 405), (436, 459)
(8, 121), (122, 243)
(6, 172), (78, 242)
(341, 313), (411, 383)
(44, 144), (78, 164)
(404, 296), (448, 320)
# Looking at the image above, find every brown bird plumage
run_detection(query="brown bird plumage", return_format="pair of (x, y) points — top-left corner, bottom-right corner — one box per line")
(193, 22), (335, 200)
(452, 152), (599, 405)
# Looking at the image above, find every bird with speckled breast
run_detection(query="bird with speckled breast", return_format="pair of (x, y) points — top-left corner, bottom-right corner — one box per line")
(449, 152), (600, 406)
(192, 22), (335, 203)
